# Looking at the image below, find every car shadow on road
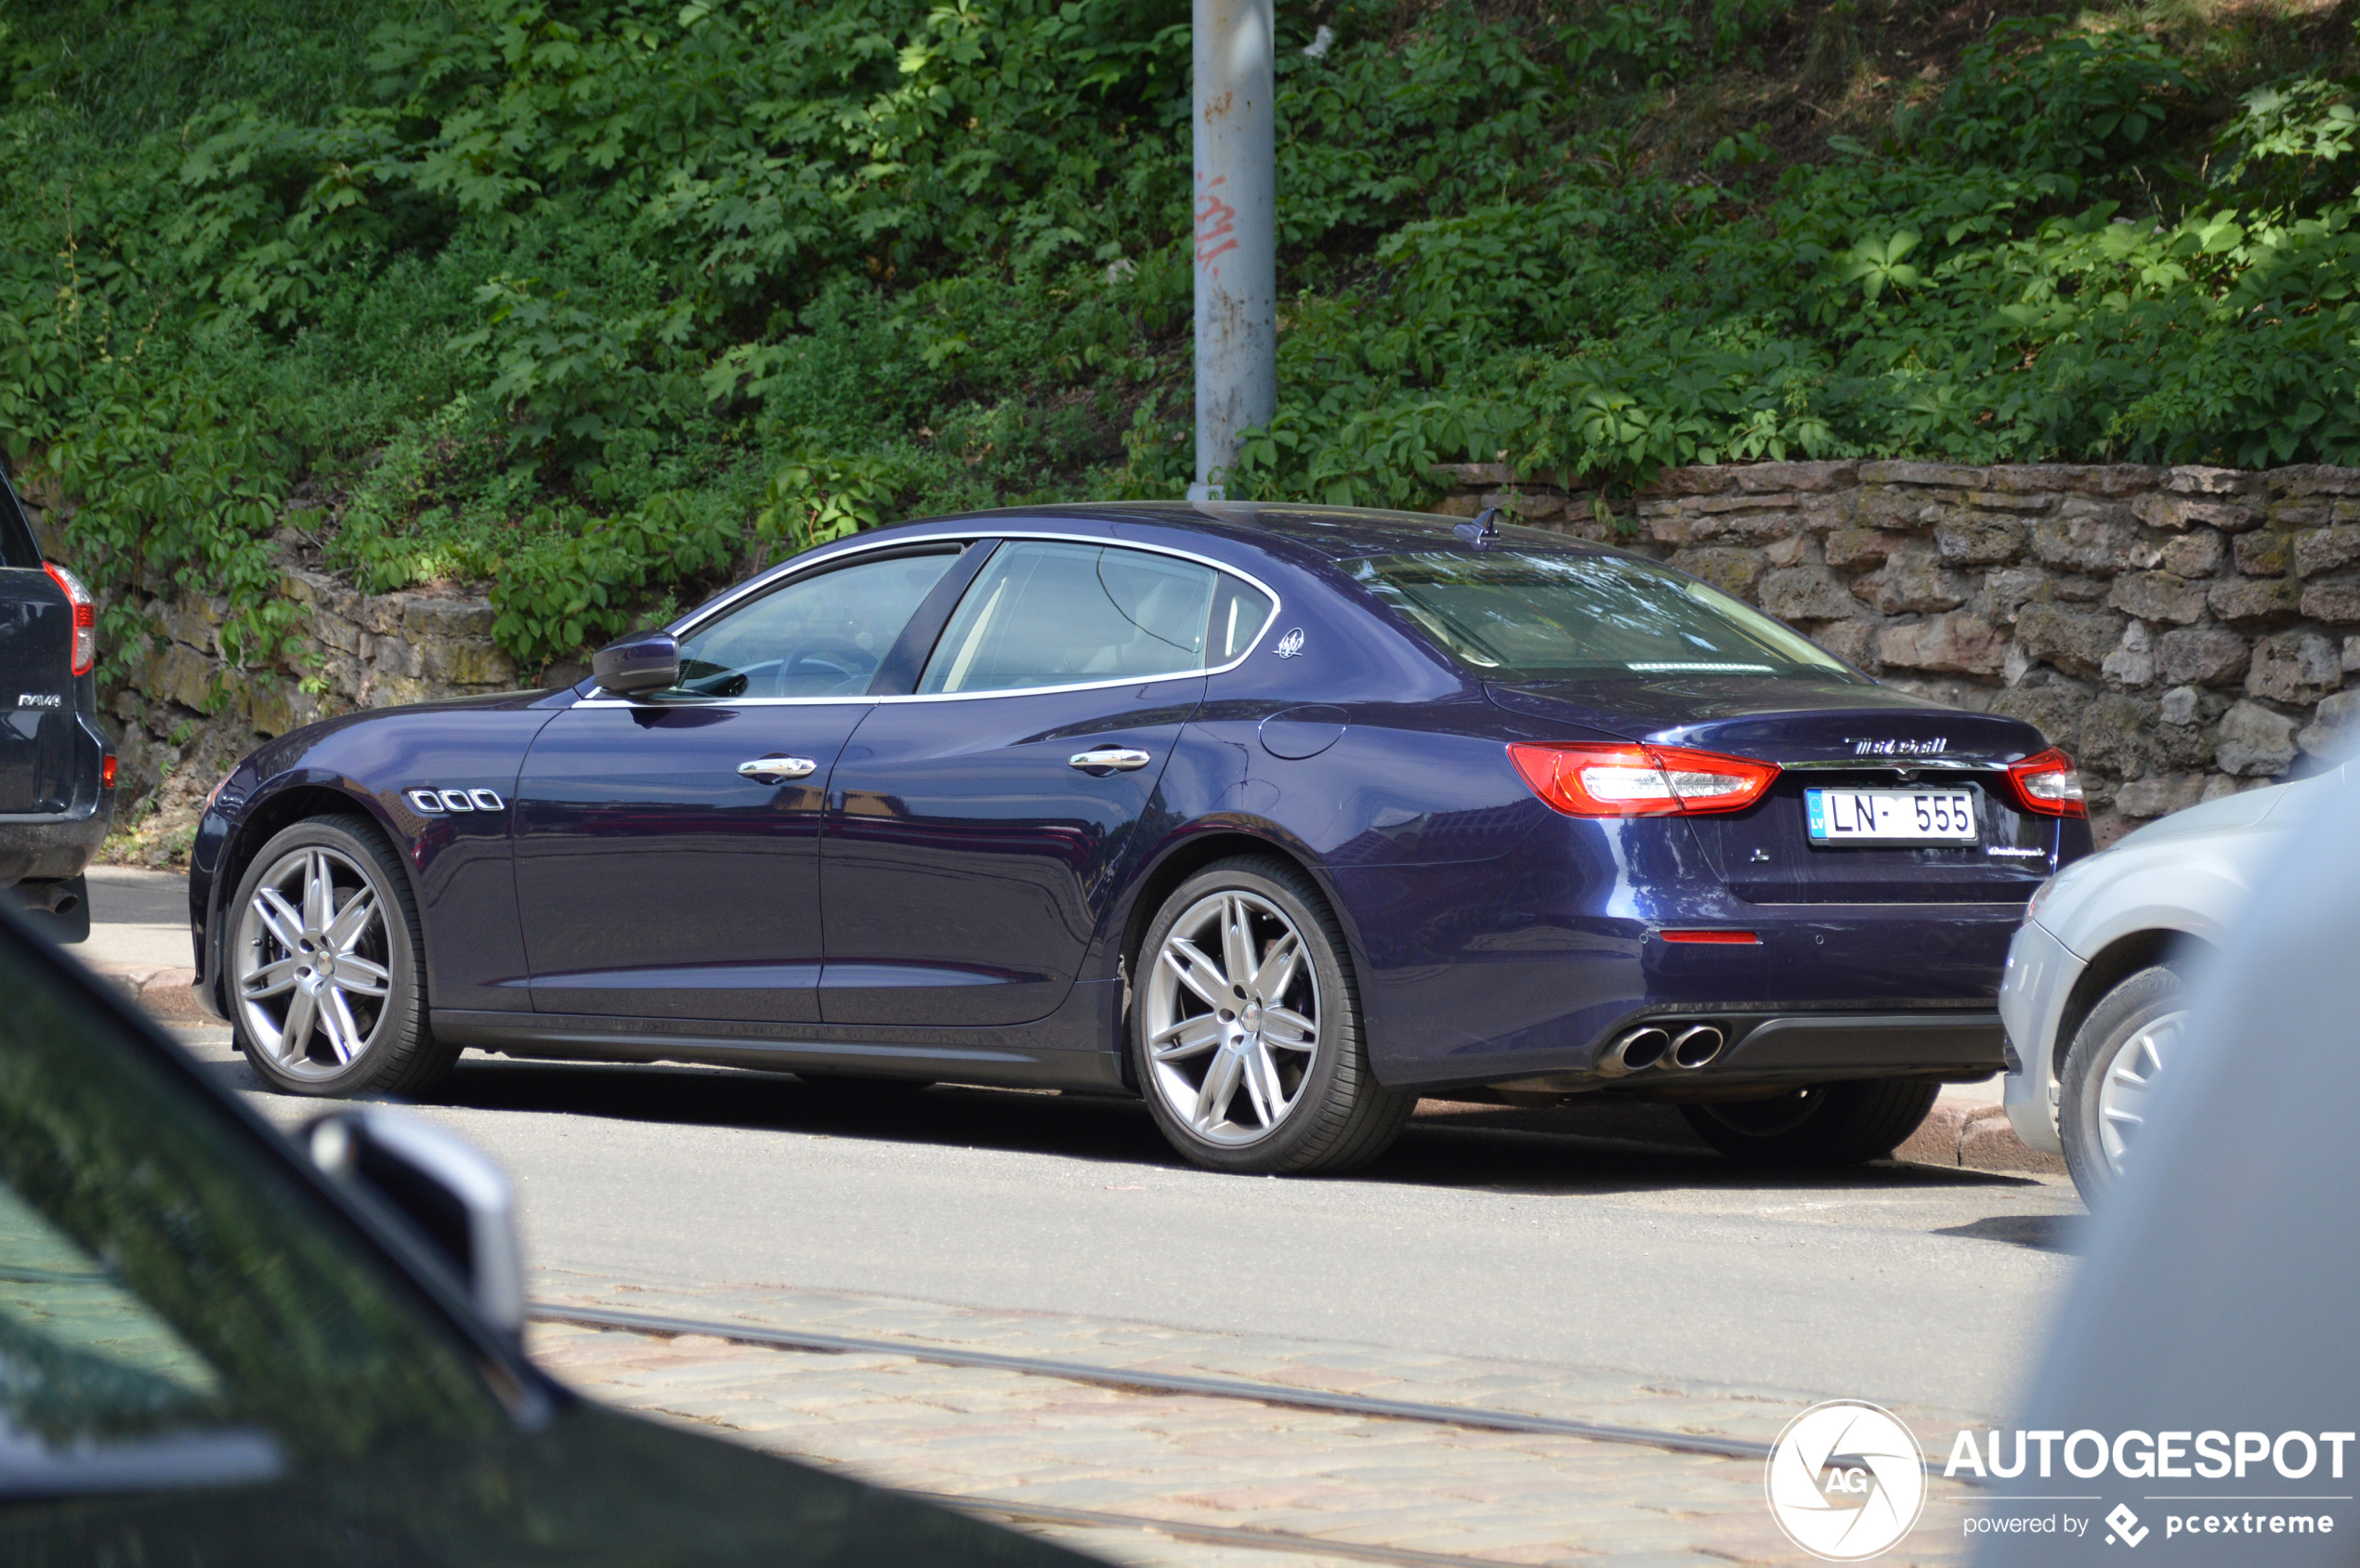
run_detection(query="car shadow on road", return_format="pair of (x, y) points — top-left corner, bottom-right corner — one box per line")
(421, 1057), (2050, 1201)
(1933, 1213), (2088, 1253)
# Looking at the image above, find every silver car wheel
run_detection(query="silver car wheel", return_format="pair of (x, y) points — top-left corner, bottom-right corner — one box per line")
(2096, 1009), (2184, 1176)
(1142, 890), (1321, 1147)
(234, 845), (396, 1080)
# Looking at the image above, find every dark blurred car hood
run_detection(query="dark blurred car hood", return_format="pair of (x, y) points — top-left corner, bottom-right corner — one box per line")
(20, 1400), (1089, 1565)
(1487, 676), (2052, 764)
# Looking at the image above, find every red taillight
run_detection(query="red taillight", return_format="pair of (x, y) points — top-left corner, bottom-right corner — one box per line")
(101, 754), (117, 790)
(1660, 929), (1761, 945)
(1508, 741), (1780, 817)
(2005, 747), (2086, 818)
(43, 561), (95, 676)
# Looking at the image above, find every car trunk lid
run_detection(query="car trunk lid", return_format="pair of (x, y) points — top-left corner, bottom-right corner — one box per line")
(1489, 676), (2062, 903)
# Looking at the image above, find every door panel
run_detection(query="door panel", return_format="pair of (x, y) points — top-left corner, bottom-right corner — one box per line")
(818, 678), (1202, 1026)
(514, 702), (869, 1022)
(512, 545), (966, 1024)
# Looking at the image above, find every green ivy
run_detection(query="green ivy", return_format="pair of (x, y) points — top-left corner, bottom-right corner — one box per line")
(1, 0), (2354, 680)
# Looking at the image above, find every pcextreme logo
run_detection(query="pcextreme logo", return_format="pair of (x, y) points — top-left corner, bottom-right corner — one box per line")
(1765, 1400), (1929, 1561)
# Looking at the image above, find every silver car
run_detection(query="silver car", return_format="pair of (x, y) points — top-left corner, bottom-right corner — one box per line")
(1999, 763), (2345, 1201)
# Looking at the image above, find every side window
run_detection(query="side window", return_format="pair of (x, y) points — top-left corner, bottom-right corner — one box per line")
(673, 549), (959, 699)
(918, 542), (1218, 696)
(1209, 574), (1276, 664)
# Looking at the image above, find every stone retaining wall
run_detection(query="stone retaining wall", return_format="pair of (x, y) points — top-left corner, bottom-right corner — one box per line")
(1435, 459), (2360, 845)
(104, 562), (517, 863)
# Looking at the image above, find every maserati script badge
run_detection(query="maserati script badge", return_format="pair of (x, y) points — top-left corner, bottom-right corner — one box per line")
(1848, 737), (1948, 756)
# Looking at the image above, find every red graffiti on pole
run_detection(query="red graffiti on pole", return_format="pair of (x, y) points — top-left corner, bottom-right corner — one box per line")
(1195, 174), (1239, 275)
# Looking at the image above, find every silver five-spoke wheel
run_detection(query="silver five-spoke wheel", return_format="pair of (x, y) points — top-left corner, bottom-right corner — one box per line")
(1143, 888), (1322, 1147)
(235, 844), (396, 1080)
(2095, 1009), (2183, 1177)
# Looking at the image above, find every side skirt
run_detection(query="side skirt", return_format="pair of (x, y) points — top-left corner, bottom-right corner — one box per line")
(431, 977), (1131, 1093)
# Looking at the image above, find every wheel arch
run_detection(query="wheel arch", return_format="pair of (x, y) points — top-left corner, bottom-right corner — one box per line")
(1111, 825), (1369, 1006)
(207, 778), (424, 1013)
(2052, 927), (2217, 1075)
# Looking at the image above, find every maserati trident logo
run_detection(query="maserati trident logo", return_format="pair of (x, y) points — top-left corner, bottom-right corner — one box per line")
(1849, 738), (1948, 757)
(1765, 1400), (1927, 1561)
(1274, 628), (1306, 660)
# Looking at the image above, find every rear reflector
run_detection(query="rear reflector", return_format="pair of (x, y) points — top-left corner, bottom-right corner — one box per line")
(1659, 930), (1761, 945)
(2005, 747), (2087, 818)
(1508, 741), (1779, 817)
(43, 561), (96, 676)
(101, 755), (117, 790)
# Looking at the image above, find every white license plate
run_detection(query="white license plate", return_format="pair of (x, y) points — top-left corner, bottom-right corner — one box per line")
(1805, 789), (1978, 843)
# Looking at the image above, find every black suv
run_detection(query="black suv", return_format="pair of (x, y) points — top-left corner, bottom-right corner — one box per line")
(0, 469), (111, 941)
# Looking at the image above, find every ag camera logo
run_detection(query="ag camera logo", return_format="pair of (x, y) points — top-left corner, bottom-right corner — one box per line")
(1766, 1400), (1928, 1561)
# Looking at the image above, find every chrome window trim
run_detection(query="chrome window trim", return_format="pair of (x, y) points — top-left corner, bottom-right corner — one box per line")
(575, 530), (1285, 709)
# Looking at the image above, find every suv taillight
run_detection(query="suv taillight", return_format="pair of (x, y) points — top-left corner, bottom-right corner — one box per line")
(43, 561), (94, 676)
(1508, 741), (1780, 817)
(2006, 748), (2086, 818)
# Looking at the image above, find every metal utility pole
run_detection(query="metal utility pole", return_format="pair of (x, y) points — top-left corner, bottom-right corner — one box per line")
(1189, 0), (1275, 502)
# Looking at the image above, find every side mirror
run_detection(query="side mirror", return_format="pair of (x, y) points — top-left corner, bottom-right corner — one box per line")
(307, 1110), (526, 1337)
(591, 629), (679, 697)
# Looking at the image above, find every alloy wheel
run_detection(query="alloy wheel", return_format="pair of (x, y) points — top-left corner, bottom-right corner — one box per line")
(2096, 1009), (2184, 1176)
(1143, 890), (1321, 1146)
(233, 845), (396, 1080)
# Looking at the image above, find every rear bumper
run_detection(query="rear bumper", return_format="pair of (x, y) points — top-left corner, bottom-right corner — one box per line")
(0, 804), (111, 886)
(1345, 857), (2033, 1091)
(1482, 1007), (2004, 1096)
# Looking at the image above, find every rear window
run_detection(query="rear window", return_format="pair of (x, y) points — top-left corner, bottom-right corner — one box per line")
(1348, 550), (1860, 682)
(0, 474), (36, 570)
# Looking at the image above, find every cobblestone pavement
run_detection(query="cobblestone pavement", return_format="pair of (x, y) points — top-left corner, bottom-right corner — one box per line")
(527, 1268), (1986, 1567)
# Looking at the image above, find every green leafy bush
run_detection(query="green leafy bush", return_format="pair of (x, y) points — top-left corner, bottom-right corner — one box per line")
(2, 0), (2355, 681)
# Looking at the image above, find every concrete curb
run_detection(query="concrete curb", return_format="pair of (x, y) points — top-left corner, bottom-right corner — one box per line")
(1897, 1098), (2065, 1176)
(94, 964), (212, 1024)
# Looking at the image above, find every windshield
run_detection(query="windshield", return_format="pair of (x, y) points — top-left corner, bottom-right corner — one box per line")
(1348, 550), (1857, 681)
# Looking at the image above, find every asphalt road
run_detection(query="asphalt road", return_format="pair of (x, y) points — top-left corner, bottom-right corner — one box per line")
(92, 868), (2082, 1423)
(188, 1040), (2080, 1418)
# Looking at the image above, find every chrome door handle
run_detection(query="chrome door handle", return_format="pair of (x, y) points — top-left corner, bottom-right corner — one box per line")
(738, 755), (818, 782)
(1069, 747), (1153, 775)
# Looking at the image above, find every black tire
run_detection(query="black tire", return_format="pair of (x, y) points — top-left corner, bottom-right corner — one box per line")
(1680, 1078), (1940, 1167)
(1130, 856), (1411, 1175)
(226, 814), (457, 1099)
(2057, 965), (2185, 1208)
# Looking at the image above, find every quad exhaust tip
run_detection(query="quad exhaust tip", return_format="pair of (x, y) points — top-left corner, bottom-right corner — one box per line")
(1597, 1022), (1726, 1077)
(1598, 1026), (1671, 1078)
(1669, 1024), (1725, 1070)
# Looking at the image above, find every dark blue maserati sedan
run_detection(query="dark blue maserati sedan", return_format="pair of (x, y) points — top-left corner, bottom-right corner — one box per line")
(189, 503), (2091, 1174)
